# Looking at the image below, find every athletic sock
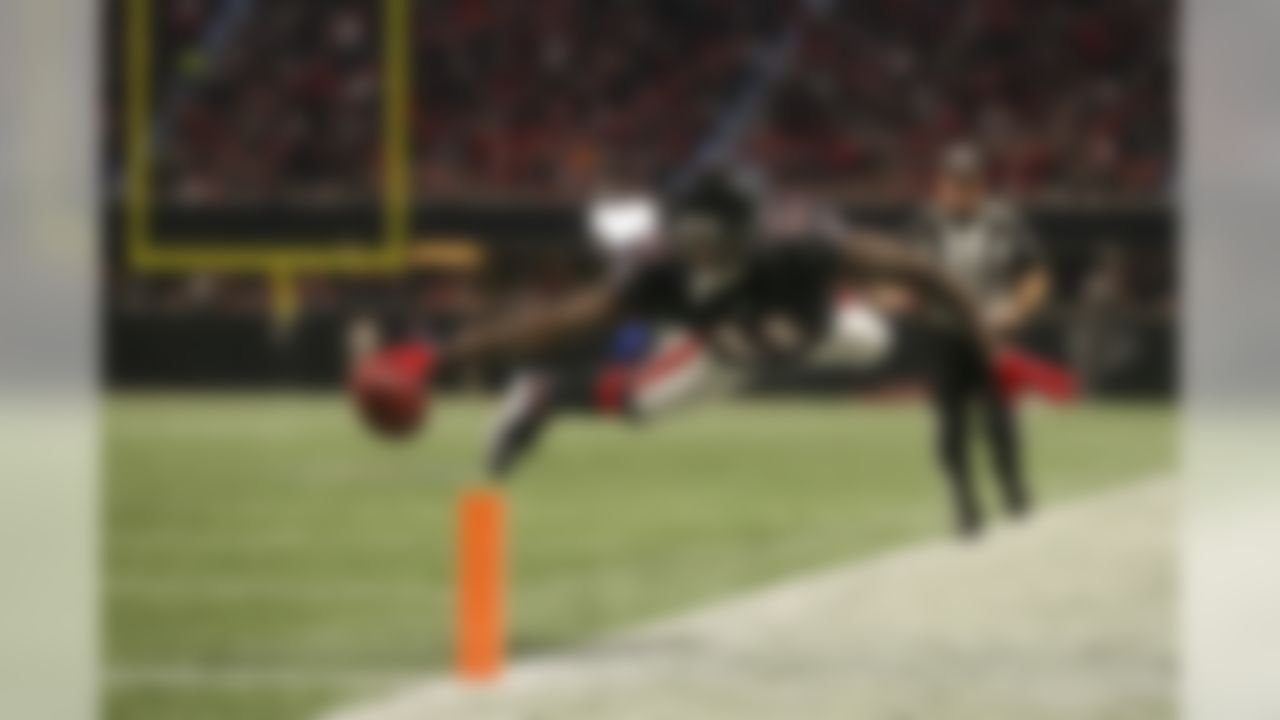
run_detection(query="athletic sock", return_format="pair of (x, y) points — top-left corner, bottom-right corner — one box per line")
(485, 372), (557, 480)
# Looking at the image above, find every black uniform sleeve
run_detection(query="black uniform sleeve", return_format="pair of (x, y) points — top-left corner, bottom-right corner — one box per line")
(789, 236), (844, 277)
(615, 258), (687, 319)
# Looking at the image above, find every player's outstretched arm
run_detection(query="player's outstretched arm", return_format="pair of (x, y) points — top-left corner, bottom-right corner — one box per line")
(838, 234), (990, 350)
(350, 284), (622, 438)
(440, 284), (621, 368)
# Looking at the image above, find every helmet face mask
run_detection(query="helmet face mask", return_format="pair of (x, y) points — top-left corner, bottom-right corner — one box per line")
(665, 172), (758, 269)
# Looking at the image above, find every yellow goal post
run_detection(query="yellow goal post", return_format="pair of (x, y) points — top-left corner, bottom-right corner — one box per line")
(122, 0), (418, 320)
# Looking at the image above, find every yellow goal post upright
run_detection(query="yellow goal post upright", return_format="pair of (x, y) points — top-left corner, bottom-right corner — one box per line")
(125, 1), (510, 679)
(122, 0), (414, 322)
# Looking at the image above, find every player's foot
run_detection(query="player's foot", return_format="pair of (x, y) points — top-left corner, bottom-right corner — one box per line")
(1006, 495), (1034, 521)
(955, 510), (985, 540)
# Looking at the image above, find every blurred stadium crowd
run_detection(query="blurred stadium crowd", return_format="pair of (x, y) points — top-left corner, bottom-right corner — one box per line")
(112, 0), (1172, 205)
(105, 0), (1175, 395)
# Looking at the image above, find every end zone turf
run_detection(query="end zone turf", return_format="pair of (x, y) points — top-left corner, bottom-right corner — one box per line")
(107, 398), (1173, 720)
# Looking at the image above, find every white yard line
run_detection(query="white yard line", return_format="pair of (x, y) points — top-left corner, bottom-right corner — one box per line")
(323, 480), (1174, 720)
(108, 666), (423, 693)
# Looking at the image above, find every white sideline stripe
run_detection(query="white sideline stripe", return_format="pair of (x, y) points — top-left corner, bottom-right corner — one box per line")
(107, 581), (435, 602)
(322, 480), (1174, 720)
(108, 666), (422, 692)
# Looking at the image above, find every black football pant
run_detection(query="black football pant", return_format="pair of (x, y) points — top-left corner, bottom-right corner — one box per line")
(930, 332), (1030, 537)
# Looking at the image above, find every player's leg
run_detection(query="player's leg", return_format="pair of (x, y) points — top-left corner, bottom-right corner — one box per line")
(811, 298), (992, 535)
(979, 369), (1032, 518)
(484, 320), (653, 480)
(485, 369), (561, 480)
(930, 332), (984, 537)
(628, 334), (732, 419)
(484, 334), (725, 480)
(483, 363), (632, 481)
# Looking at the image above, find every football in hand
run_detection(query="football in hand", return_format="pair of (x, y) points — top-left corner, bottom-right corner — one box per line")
(350, 351), (429, 438)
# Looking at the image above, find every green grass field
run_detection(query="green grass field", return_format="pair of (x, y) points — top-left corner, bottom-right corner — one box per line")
(106, 395), (1173, 720)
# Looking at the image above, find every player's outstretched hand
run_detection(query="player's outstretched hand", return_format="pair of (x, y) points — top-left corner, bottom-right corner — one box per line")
(349, 341), (439, 439)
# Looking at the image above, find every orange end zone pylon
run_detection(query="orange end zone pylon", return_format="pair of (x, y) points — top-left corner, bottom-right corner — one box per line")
(457, 487), (506, 681)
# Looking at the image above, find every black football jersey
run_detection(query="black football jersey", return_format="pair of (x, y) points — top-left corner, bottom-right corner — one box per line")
(617, 239), (842, 364)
